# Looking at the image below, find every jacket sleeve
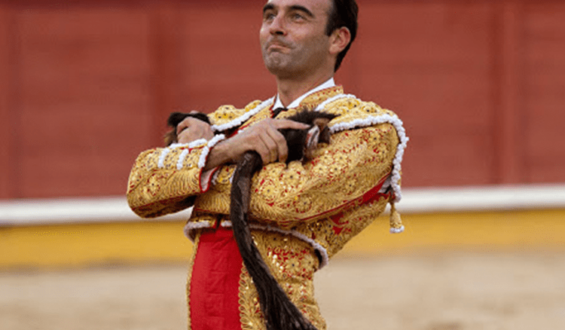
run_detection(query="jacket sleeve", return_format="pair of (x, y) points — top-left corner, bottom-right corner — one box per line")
(126, 102), (261, 218)
(126, 136), (227, 218)
(193, 120), (400, 228)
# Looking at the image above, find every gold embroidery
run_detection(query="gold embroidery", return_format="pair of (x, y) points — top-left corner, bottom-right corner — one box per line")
(209, 104), (258, 126)
(127, 87), (404, 330)
(128, 87), (399, 224)
(185, 212), (217, 237)
(127, 146), (207, 218)
(238, 230), (326, 330)
(195, 123), (397, 227)
(299, 86), (344, 110)
(239, 266), (266, 330)
(239, 105), (274, 130)
(189, 194), (390, 266)
(186, 233), (201, 330)
(295, 195), (390, 258)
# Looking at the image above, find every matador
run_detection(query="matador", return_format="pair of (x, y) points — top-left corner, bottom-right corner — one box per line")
(127, 0), (408, 329)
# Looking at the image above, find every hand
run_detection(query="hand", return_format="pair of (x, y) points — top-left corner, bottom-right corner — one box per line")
(177, 114), (214, 143)
(204, 118), (309, 170)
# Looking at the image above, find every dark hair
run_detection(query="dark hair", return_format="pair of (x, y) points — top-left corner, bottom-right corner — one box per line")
(325, 0), (358, 71)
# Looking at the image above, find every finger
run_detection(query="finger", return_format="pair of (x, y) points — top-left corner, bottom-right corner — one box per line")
(259, 130), (279, 163)
(254, 140), (271, 165)
(177, 125), (187, 135)
(176, 118), (192, 135)
(177, 128), (196, 144)
(273, 119), (310, 130)
(266, 128), (288, 163)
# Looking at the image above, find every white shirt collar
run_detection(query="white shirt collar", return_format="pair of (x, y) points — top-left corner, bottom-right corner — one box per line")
(273, 77), (336, 109)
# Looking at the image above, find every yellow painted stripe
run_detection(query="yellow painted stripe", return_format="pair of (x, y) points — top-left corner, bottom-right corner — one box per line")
(1, 221), (193, 269)
(344, 208), (565, 255)
(2, 209), (565, 269)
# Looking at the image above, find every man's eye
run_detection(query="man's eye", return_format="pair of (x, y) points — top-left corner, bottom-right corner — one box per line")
(264, 12), (276, 20)
(292, 13), (304, 20)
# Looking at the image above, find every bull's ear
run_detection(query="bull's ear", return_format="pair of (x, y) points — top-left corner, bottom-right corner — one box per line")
(303, 124), (320, 161)
(313, 117), (330, 128)
(313, 117), (332, 144)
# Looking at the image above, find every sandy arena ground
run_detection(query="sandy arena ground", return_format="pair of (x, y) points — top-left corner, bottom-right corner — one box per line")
(1, 251), (565, 330)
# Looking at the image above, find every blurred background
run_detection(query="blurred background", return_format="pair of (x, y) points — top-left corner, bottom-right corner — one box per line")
(1, 0), (565, 329)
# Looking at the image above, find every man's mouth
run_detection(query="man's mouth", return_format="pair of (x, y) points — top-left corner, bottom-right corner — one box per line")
(268, 44), (286, 51)
(266, 40), (290, 52)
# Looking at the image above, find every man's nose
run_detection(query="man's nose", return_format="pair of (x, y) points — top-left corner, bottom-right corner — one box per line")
(269, 14), (287, 36)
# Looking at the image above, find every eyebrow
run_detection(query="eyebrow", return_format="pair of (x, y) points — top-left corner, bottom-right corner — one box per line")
(289, 5), (314, 18)
(263, 3), (275, 13)
(263, 3), (315, 18)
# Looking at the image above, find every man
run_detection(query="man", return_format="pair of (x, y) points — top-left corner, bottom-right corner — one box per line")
(126, 0), (408, 329)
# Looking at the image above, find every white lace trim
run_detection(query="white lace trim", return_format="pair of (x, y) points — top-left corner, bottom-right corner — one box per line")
(158, 139), (208, 169)
(314, 93), (357, 111)
(197, 134), (226, 169)
(210, 97), (275, 133)
(176, 149), (189, 170)
(248, 223), (330, 269)
(157, 149), (171, 169)
(183, 221), (211, 240)
(169, 138), (208, 149)
(316, 95), (409, 202)
(185, 220), (330, 269)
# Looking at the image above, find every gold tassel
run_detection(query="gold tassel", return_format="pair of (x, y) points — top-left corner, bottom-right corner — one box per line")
(389, 202), (404, 234)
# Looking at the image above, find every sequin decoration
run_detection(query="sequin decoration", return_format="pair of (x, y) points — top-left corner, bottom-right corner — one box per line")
(186, 232), (201, 329)
(194, 123), (398, 226)
(238, 230), (326, 330)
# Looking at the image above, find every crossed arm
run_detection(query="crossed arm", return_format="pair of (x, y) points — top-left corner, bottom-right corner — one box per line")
(127, 116), (308, 217)
(127, 114), (398, 225)
(176, 116), (308, 169)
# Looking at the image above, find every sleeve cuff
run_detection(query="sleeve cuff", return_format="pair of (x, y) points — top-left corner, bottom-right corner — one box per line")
(198, 134), (226, 191)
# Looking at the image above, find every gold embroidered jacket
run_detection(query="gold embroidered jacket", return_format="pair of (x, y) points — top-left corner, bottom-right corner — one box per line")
(126, 86), (408, 329)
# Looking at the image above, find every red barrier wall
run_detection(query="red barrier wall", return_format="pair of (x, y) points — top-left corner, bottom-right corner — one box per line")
(1, 0), (564, 199)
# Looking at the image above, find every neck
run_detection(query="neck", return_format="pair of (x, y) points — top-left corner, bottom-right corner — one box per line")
(275, 72), (334, 107)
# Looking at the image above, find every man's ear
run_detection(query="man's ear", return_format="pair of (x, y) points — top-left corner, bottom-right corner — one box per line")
(329, 27), (351, 56)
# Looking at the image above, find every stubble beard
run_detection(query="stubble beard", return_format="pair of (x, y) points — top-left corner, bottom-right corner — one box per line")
(264, 53), (291, 78)
(262, 35), (330, 81)
(262, 47), (306, 80)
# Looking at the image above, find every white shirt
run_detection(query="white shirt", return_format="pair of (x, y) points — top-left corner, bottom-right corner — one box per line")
(273, 78), (336, 109)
